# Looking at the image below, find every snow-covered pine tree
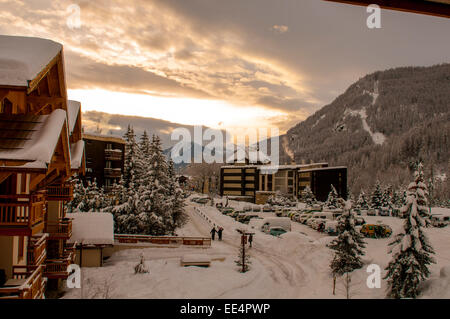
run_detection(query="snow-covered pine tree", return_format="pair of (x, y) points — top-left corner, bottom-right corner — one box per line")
(122, 125), (143, 189)
(381, 185), (394, 209)
(384, 162), (435, 299)
(325, 184), (340, 208)
(138, 135), (172, 235)
(134, 253), (149, 274)
(370, 181), (384, 210)
(67, 175), (86, 213)
(167, 158), (186, 233)
(356, 190), (370, 211)
(329, 200), (367, 277)
(301, 186), (316, 205)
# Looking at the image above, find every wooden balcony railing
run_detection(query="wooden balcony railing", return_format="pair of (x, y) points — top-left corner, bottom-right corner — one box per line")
(104, 167), (122, 178)
(27, 233), (48, 266)
(45, 219), (72, 239)
(0, 193), (46, 235)
(0, 265), (46, 299)
(105, 149), (122, 161)
(44, 252), (73, 279)
(46, 184), (74, 201)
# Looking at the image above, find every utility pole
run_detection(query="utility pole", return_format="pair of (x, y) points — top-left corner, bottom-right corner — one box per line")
(236, 229), (254, 273)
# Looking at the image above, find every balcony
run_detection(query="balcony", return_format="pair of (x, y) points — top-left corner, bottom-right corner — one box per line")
(0, 265), (46, 299)
(105, 149), (122, 161)
(0, 193), (46, 236)
(44, 252), (74, 279)
(46, 183), (74, 201)
(27, 233), (48, 266)
(45, 218), (72, 239)
(104, 167), (122, 178)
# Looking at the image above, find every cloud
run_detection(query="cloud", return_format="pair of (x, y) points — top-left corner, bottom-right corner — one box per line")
(271, 24), (289, 33)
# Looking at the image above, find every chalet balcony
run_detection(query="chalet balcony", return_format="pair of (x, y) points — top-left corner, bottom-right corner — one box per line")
(46, 183), (74, 201)
(44, 252), (74, 279)
(104, 167), (122, 178)
(0, 265), (46, 299)
(45, 218), (72, 239)
(27, 233), (48, 266)
(105, 148), (122, 161)
(0, 193), (46, 236)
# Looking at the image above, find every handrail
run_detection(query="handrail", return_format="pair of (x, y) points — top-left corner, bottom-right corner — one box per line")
(114, 234), (211, 246)
(0, 265), (45, 299)
(0, 193), (46, 227)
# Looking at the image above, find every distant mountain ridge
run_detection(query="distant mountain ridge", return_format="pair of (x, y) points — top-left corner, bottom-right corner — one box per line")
(280, 63), (450, 195)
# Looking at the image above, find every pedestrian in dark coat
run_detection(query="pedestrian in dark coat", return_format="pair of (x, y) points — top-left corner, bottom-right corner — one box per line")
(248, 234), (253, 247)
(217, 227), (223, 241)
(210, 227), (217, 240)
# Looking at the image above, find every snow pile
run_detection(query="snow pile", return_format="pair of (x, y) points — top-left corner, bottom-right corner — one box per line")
(0, 35), (62, 86)
(67, 212), (114, 246)
(181, 254), (211, 263)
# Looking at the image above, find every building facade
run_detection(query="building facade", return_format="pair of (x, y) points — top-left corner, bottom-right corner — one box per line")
(220, 162), (347, 204)
(0, 35), (85, 298)
(82, 134), (125, 191)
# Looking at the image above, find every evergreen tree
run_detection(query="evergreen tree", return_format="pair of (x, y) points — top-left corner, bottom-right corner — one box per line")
(167, 158), (186, 232)
(301, 186), (316, 205)
(370, 181), (384, 209)
(138, 135), (172, 235)
(329, 201), (367, 277)
(381, 185), (393, 209)
(356, 190), (370, 211)
(67, 176), (86, 213)
(326, 185), (340, 208)
(122, 125), (143, 189)
(384, 162), (435, 299)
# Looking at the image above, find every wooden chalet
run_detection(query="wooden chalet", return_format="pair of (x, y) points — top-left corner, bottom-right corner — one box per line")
(0, 35), (85, 298)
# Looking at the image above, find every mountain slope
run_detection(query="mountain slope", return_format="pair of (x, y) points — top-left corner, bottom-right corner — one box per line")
(281, 63), (450, 196)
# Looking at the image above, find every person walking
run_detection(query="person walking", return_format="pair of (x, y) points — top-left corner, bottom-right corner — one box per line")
(210, 227), (217, 240)
(248, 233), (253, 248)
(217, 227), (223, 241)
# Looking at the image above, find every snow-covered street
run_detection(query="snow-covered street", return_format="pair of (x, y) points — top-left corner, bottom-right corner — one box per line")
(62, 198), (450, 299)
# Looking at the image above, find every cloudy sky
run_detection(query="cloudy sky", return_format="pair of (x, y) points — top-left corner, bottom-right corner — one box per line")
(0, 0), (449, 136)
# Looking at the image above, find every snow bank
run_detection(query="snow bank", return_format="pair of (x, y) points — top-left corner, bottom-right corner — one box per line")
(67, 212), (114, 245)
(0, 35), (62, 86)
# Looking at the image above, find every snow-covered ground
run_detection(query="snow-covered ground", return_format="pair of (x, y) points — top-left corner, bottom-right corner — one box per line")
(62, 196), (450, 299)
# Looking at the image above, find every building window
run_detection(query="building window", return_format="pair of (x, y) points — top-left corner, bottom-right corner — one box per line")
(105, 161), (112, 168)
(18, 236), (24, 261)
(106, 143), (112, 150)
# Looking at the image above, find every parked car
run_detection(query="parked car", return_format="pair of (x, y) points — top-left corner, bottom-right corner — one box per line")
(367, 209), (377, 216)
(252, 205), (262, 212)
(360, 224), (392, 238)
(355, 217), (366, 225)
(221, 207), (234, 215)
(261, 217), (291, 233)
(431, 215), (450, 228)
(324, 221), (339, 236)
(243, 205), (252, 212)
(269, 227), (287, 237)
(379, 207), (390, 216)
(263, 205), (274, 212)
(196, 198), (209, 204)
(299, 213), (313, 224)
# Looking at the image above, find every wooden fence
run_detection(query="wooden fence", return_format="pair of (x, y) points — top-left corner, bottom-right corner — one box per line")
(114, 234), (211, 247)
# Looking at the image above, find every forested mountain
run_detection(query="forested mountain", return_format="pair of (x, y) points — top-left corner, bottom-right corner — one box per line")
(281, 64), (450, 199)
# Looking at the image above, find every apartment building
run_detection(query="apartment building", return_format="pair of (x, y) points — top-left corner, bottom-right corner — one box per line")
(82, 134), (125, 191)
(0, 35), (85, 298)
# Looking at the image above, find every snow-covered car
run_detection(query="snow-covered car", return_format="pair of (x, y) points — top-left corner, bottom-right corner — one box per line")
(291, 213), (301, 222)
(355, 217), (366, 226)
(431, 215), (449, 228)
(263, 205), (274, 212)
(367, 209), (377, 216)
(261, 217), (291, 233)
(243, 205), (252, 212)
(196, 198), (209, 204)
(324, 221), (339, 236)
(299, 213), (313, 224)
(269, 227), (287, 237)
(252, 205), (262, 212)
(221, 207), (234, 215)
(378, 207), (390, 216)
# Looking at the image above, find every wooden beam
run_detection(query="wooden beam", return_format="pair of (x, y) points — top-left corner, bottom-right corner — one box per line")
(26, 96), (65, 105)
(323, 0), (450, 18)
(27, 53), (61, 94)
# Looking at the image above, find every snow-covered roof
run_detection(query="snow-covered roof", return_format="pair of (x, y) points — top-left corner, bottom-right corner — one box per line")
(0, 109), (67, 168)
(299, 166), (347, 173)
(67, 212), (114, 246)
(0, 35), (62, 87)
(67, 100), (81, 134)
(70, 140), (84, 169)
